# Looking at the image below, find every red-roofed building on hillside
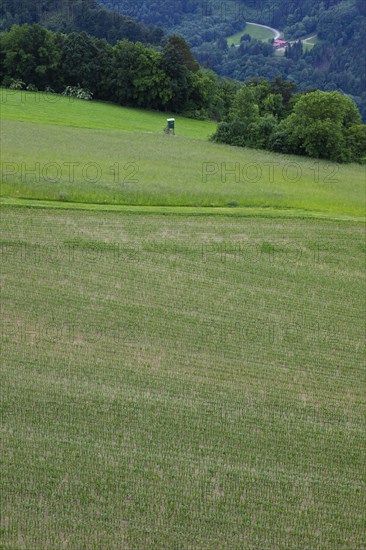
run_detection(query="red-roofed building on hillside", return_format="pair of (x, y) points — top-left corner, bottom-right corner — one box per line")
(274, 39), (288, 48)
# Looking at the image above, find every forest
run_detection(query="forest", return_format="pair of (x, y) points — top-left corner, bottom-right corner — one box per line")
(98, 0), (366, 119)
(0, 0), (163, 45)
(2, 0), (365, 119)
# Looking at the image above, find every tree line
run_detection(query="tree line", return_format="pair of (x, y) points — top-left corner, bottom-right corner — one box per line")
(0, 24), (238, 118)
(212, 81), (366, 163)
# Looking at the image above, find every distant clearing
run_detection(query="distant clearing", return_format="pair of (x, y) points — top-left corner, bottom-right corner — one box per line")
(302, 34), (318, 51)
(227, 22), (280, 46)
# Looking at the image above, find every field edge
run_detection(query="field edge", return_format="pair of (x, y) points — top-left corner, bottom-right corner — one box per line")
(1, 197), (365, 223)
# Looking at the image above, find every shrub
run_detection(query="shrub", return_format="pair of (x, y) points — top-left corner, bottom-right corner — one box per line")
(211, 121), (248, 147)
(9, 78), (25, 90)
(346, 124), (366, 162)
(62, 85), (93, 100)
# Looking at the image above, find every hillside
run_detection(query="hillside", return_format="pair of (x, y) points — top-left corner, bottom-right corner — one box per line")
(3, 0), (365, 117)
(99, 0), (366, 117)
(1, 88), (365, 547)
(1, 90), (365, 217)
(0, 0), (163, 44)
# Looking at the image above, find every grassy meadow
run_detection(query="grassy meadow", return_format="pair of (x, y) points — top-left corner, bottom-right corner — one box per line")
(1, 92), (365, 217)
(0, 88), (215, 138)
(1, 88), (365, 547)
(227, 22), (277, 46)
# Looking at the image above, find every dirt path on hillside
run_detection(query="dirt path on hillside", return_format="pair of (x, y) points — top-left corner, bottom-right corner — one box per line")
(302, 35), (316, 45)
(246, 22), (281, 39)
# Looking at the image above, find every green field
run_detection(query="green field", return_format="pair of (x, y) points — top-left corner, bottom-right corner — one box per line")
(0, 88), (215, 138)
(1, 91), (365, 218)
(227, 22), (278, 46)
(1, 89), (366, 547)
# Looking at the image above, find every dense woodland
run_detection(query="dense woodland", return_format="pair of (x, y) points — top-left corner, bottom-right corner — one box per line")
(0, 0), (163, 44)
(1, 0), (365, 119)
(0, 24), (236, 117)
(98, 0), (366, 119)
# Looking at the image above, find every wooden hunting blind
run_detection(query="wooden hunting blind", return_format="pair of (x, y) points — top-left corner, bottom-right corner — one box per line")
(166, 118), (175, 134)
